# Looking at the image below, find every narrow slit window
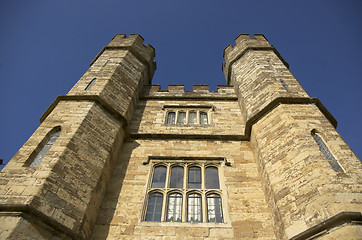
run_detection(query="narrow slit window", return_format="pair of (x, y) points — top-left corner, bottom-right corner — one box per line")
(279, 79), (290, 92)
(177, 112), (186, 124)
(30, 129), (61, 168)
(145, 193), (163, 222)
(187, 193), (202, 223)
(85, 78), (97, 90)
(166, 112), (176, 125)
(151, 166), (167, 188)
(188, 166), (201, 189)
(207, 194), (223, 223)
(167, 193), (182, 222)
(200, 112), (208, 125)
(312, 132), (344, 172)
(170, 166), (184, 188)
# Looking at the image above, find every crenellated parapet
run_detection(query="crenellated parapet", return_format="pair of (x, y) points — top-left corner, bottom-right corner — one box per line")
(223, 34), (288, 85)
(91, 34), (156, 82)
(143, 84), (237, 100)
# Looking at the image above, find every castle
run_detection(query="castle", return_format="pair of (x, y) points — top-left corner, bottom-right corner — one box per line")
(0, 34), (361, 239)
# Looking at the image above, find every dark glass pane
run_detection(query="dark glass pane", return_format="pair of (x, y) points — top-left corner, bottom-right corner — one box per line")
(85, 78), (96, 90)
(207, 194), (223, 223)
(187, 193), (202, 222)
(279, 79), (289, 92)
(145, 193), (163, 222)
(312, 132), (344, 173)
(151, 166), (167, 188)
(328, 161), (344, 173)
(189, 111), (197, 124)
(200, 112), (208, 125)
(188, 167), (201, 189)
(177, 112), (186, 124)
(167, 193), (182, 222)
(170, 166), (184, 188)
(206, 167), (219, 189)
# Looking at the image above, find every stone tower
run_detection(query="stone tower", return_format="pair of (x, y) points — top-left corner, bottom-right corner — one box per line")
(0, 34), (361, 239)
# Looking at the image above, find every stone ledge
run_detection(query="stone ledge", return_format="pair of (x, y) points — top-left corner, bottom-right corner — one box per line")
(0, 204), (83, 240)
(130, 97), (337, 141)
(290, 212), (362, 240)
(39, 95), (127, 129)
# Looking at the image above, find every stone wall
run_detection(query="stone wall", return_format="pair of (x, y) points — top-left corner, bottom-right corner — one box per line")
(91, 139), (276, 239)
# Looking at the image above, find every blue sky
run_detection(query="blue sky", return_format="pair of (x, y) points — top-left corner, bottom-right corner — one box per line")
(0, 1), (361, 166)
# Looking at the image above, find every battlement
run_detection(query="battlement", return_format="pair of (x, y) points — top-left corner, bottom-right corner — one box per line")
(222, 34), (288, 85)
(143, 84), (237, 100)
(223, 34), (270, 62)
(107, 34), (156, 62)
(90, 34), (156, 82)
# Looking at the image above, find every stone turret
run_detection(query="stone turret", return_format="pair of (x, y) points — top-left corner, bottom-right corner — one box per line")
(223, 34), (362, 239)
(0, 34), (155, 239)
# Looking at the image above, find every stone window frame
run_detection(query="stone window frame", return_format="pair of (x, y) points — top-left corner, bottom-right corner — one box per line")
(24, 126), (61, 168)
(311, 129), (344, 173)
(163, 105), (213, 126)
(85, 78), (97, 90)
(142, 158), (228, 224)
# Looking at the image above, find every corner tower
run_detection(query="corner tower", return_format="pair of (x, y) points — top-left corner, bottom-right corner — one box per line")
(223, 34), (362, 239)
(0, 34), (155, 239)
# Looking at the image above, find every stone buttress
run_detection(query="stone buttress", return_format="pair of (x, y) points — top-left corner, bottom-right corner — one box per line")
(223, 34), (362, 239)
(0, 34), (156, 239)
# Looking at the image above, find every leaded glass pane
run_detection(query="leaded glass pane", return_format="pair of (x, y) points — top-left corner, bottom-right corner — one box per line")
(177, 112), (186, 124)
(167, 193), (182, 222)
(207, 194), (223, 223)
(85, 78), (96, 90)
(47, 131), (61, 144)
(206, 167), (219, 189)
(200, 112), (208, 125)
(166, 112), (176, 125)
(188, 167), (201, 189)
(187, 193), (202, 222)
(188, 111), (197, 124)
(312, 132), (344, 173)
(151, 166), (167, 188)
(170, 166), (184, 188)
(145, 193), (163, 222)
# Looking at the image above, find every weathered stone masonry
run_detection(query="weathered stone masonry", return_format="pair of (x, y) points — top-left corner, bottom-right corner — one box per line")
(0, 34), (361, 239)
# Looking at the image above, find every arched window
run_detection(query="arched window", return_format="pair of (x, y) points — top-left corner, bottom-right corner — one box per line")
(85, 78), (97, 90)
(30, 128), (61, 168)
(151, 166), (167, 188)
(167, 193), (182, 222)
(166, 112), (176, 125)
(311, 131), (344, 172)
(170, 166), (184, 188)
(188, 166), (201, 189)
(207, 194), (223, 223)
(205, 166), (219, 189)
(187, 193), (202, 223)
(144, 161), (225, 223)
(145, 193), (163, 222)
